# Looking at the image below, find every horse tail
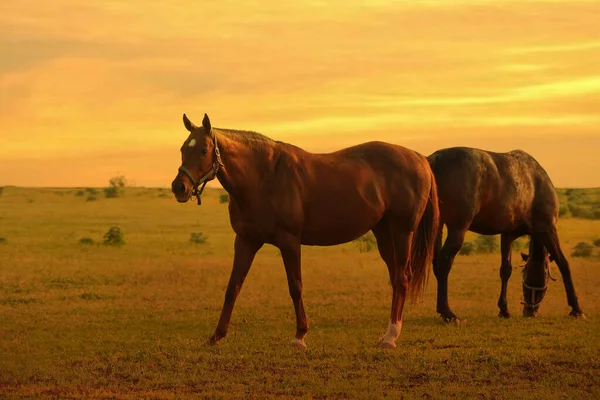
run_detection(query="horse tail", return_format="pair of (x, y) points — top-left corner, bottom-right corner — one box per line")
(408, 166), (440, 303)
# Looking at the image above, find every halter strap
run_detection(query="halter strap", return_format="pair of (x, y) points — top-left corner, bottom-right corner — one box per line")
(178, 130), (224, 205)
(521, 281), (548, 309)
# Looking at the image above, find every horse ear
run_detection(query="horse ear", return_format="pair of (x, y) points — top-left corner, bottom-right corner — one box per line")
(183, 114), (197, 132)
(202, 113), (211, 132)
(521, 252), (529, 262)
(549, 254), (555, 263)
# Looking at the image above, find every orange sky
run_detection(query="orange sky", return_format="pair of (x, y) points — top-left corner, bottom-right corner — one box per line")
(1, 0), (599, 188)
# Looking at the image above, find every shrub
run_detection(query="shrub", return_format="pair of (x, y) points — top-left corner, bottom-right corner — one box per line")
(86, 195), (97, 202)
(219, 193), (229, 204)
(572, 242), (593, 258)
(568, 204), (595, 219)
(474, 235), (498, 253)
(104, 176), (127, 198)
(0, 237), (7, 244)
(103, 226), (125, 246)
(79, 237), (95, 245)
(190, 232), (208, 244)
(354, 233), (377, 253)
(85, 188), (99, 195)
(558, 205), (569, 217)
(104, 186), (121, 198)
(459, 242), (474, 255)
(512, 238), (528, 252)
(0, 187), (4, 197)
(594, 239), (600, 248)
(158, 192), (170, 198)
(75, 190), (85, 197)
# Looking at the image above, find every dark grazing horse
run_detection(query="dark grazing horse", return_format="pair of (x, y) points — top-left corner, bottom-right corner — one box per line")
(172, 113), (439, 349)
(428, 147), (584, 321)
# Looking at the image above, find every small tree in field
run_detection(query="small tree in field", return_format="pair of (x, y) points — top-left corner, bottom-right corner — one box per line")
(104, 176), (127, 198)
(103, 226), (125, 246)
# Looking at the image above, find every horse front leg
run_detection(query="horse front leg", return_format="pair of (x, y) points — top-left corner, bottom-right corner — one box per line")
(498, 234), (517, 318)
(209, 235), (263, 345)
(535, 227), (585, 318)
(279, 237), (309, 349)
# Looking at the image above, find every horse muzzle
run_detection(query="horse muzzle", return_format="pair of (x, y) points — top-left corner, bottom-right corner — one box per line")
(171, 178), (191, 203)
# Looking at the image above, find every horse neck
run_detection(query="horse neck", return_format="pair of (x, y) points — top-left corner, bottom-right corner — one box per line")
(214, 129), (276, 204)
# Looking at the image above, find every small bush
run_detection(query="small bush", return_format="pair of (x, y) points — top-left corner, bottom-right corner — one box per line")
(75, 190), (85, 197)
(558, 205), (569, 217)
(190, 232), (208, 244)
(219, 193), (229, 204)
(512, 238), (529, 252)
(103, 226), (125, 246)
(0, 187), (4, 197)
(568, 204), (596, 220)
(104, 186), (121, 198)
(474, 235), (498, 253)
(0, 237), (7, 245)
(80, 292), (103, 301)
(354, 233), (377, 253)
(86, 195), (97, 202)
(459, 242), (474, 255)
(594, 239), (600, 248)
(572, 242), (593, 258)
(79, 237), (95, 245)
(85, 188), (99, 195)
(158, 192), (170, 198)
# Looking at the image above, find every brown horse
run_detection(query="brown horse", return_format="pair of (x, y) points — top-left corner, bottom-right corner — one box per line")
(428, 147), (584, 321)
(171, 113), (439, 349)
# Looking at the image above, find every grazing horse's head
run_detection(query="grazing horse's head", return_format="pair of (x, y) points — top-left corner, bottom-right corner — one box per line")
(521, 239), (553, 317)
(171, 113), (223, 204)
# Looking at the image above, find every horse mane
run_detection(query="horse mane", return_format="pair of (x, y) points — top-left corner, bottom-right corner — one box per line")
(216, 127), (284, 152)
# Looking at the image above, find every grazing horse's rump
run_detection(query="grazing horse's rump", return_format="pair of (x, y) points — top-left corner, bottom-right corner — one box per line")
(172, 113), (439, 348)
(428, 147), (583, 320)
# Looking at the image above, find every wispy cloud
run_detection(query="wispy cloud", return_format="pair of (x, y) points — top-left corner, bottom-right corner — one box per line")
(1, 0), (599, 186)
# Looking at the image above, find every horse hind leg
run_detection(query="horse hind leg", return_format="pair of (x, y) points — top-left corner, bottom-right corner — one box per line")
(434, 227), (467, 322)
(372, 218), (411, 349)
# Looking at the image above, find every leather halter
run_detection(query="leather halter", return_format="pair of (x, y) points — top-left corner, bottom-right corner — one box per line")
(521, 281), (548, 309)
(178, 130), (224, 205)
(521, 263), (555, 309)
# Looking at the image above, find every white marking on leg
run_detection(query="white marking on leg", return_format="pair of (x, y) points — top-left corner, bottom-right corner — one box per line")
(291, 337), (307, 349)
(188, 138), (197, 147)
(379, 319), (403, 348)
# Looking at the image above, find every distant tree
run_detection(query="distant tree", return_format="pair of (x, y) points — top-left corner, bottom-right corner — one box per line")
(104, 176), (127, 198)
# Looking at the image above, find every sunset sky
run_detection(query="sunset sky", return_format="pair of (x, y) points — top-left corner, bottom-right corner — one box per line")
(1, 0), (599, 188)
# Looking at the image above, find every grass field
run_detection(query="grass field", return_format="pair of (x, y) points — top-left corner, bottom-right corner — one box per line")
(1, 186), (599, 399)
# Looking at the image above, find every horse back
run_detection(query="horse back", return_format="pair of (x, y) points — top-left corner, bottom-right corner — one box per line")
(428, 147), (558, 234)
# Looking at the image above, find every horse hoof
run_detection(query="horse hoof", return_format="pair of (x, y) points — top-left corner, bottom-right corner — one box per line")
(570, 310), (586, 319)
(498, 311), (511, 319)
(208, 334), (221, 346)
(440, 314), (458, 324)
(291, 338), (307, 349)
(379, 340), (396, 349)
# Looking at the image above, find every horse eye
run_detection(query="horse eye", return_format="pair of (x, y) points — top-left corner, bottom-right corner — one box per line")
(202, 149), (208, 155)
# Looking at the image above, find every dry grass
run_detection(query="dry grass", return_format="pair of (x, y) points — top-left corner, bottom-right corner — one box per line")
(0, 187), (599, 399)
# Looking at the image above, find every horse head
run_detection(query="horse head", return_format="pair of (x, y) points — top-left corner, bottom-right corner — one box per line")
(521, 239), (554, 317)
(172, 113), (223, 204)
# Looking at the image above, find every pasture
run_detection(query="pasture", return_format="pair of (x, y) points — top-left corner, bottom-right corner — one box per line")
(0, 186), (599, 399)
